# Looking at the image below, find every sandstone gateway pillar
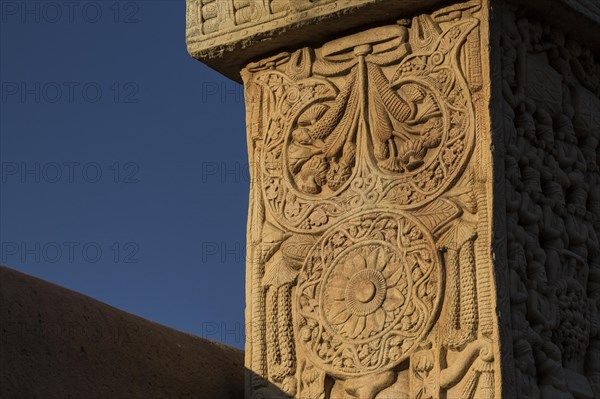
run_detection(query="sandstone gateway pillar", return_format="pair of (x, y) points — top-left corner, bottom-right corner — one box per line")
(187, 1), (600, 398)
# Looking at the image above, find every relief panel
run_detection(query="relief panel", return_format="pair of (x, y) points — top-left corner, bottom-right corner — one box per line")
(497, 3), (600, 398)
(242, 2), (500, 398)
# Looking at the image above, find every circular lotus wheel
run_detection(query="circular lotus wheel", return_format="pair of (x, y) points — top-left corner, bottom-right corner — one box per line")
(295, 210), (442, 377)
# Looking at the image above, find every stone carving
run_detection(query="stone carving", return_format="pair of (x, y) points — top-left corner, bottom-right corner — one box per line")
(186, 0), (455, 81)
(257, 18), (477, 234)
(193, 0), (338, 36)
(182, 0), (600, 396)
(186, 0), (450, 48)
(497, 3), (600, 398)
(296, 211), (441, 377)
(243, 2), (500, 398)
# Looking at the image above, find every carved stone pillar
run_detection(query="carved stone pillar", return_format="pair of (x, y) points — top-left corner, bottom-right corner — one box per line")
(187, 1), (600, 398)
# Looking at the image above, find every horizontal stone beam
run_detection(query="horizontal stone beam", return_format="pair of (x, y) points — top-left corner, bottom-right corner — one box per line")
(187, 0), (600, 82)
(186, 0), (452, 82)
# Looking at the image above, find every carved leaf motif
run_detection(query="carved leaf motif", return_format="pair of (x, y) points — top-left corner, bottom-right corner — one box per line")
(281, 234), (318, 267)
(370, 79), (394, 145)
(455, 189), (478, 214)
(414, 198), (462, 234)
(261, 222), (289, 262)
(263, 256), (298, 288)
(324, 73), (360, 159)
(309, 73), (354, 140)
(299, 104), (329, 127)
(371, 63), (413, 123)
(437, 219), (477, 251)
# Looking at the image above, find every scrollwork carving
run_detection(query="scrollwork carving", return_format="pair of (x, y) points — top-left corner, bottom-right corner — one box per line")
(256, 17), (478, 234)
(296, 210), (441, 377)
(243, 3), (499, 398)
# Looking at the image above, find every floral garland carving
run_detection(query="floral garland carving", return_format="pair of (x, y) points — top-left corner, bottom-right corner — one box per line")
(256, 19), (478, 233)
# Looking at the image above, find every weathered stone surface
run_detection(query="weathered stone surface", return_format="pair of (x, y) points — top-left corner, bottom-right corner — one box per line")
(241, 3), (501, 397)
(186, 0), (600, 398)
(491, 2), (600, 398)
(187, 0), (600, 82)
(186, 0), (452, 82)
(0, 265), (244, 399)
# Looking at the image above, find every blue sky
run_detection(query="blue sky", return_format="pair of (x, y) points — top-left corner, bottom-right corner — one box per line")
(0, 0), (248, 349)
